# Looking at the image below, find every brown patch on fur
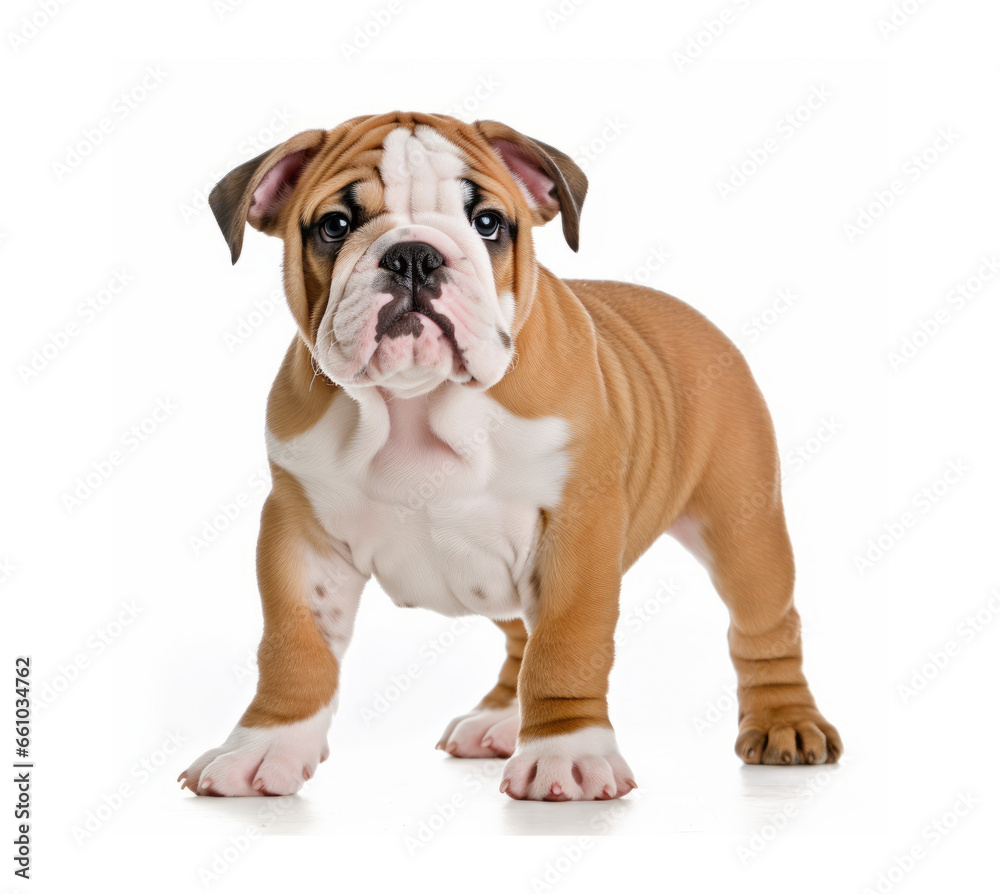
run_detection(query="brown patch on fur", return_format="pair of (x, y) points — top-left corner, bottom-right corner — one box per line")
(264, 337), (339, 442)
(478, 619), (527, 710)
(239, 465), (340, 728)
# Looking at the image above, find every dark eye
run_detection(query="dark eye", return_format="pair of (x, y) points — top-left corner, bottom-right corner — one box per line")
(319, 212), (351, 242)
(473, 211), (502, 240)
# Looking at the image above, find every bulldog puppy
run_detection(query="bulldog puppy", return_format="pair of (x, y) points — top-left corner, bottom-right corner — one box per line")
(179, 112), (841, 802)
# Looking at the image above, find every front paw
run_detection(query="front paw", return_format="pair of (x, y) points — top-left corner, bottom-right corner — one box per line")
(735, 706), (843, 765)
(179, 708), (333, 797)
(437, 702), (519, 758)
(500, 728), (637, 801)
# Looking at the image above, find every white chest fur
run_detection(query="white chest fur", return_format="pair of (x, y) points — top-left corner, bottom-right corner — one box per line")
(266, 383), (570, 619)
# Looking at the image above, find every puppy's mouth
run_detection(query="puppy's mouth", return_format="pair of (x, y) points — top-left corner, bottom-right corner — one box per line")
(378, 307), (462, 360)
(367, 304), (471, 382)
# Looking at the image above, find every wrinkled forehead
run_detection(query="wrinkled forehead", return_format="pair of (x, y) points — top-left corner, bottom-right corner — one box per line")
(379, 124), (468, 218)
(295, 117), (520, 221)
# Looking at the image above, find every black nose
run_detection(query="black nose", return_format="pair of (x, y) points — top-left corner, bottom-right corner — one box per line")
(379, 241), (444, 290)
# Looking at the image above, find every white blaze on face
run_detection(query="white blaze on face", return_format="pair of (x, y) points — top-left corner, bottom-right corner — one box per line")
(314, 124), (514, 397)
(380, 125), (467, 217)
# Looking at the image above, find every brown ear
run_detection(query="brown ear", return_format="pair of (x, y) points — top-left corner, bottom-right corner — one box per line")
(474, 120), (588, 252)
(208, 129), (326, 264)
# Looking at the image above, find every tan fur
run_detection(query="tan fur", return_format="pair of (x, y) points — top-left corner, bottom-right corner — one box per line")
(490, 274), (839, 760)
(209, 111), (841, 778)
(478, 619), (527, 710)
(241, 464), (340, 727)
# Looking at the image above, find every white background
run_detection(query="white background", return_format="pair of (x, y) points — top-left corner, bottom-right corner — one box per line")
(2, 0), (999, 892)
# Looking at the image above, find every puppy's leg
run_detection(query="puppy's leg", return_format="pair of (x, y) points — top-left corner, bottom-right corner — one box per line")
(436, 619), (525, 758)
(500, 501), (636, 801)
(680, 474), (842, 765)
(179, 468), (366, 796)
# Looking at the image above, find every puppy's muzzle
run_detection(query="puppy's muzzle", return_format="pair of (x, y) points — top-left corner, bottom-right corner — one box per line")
(376, 241), (458, 346)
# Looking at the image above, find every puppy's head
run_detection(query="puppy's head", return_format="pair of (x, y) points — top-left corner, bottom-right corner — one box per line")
(210, 112), (587, 398)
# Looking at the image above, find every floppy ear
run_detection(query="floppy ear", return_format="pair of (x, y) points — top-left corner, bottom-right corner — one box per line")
(208, 129), (326, 264)
(474, 120), (588, 252)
